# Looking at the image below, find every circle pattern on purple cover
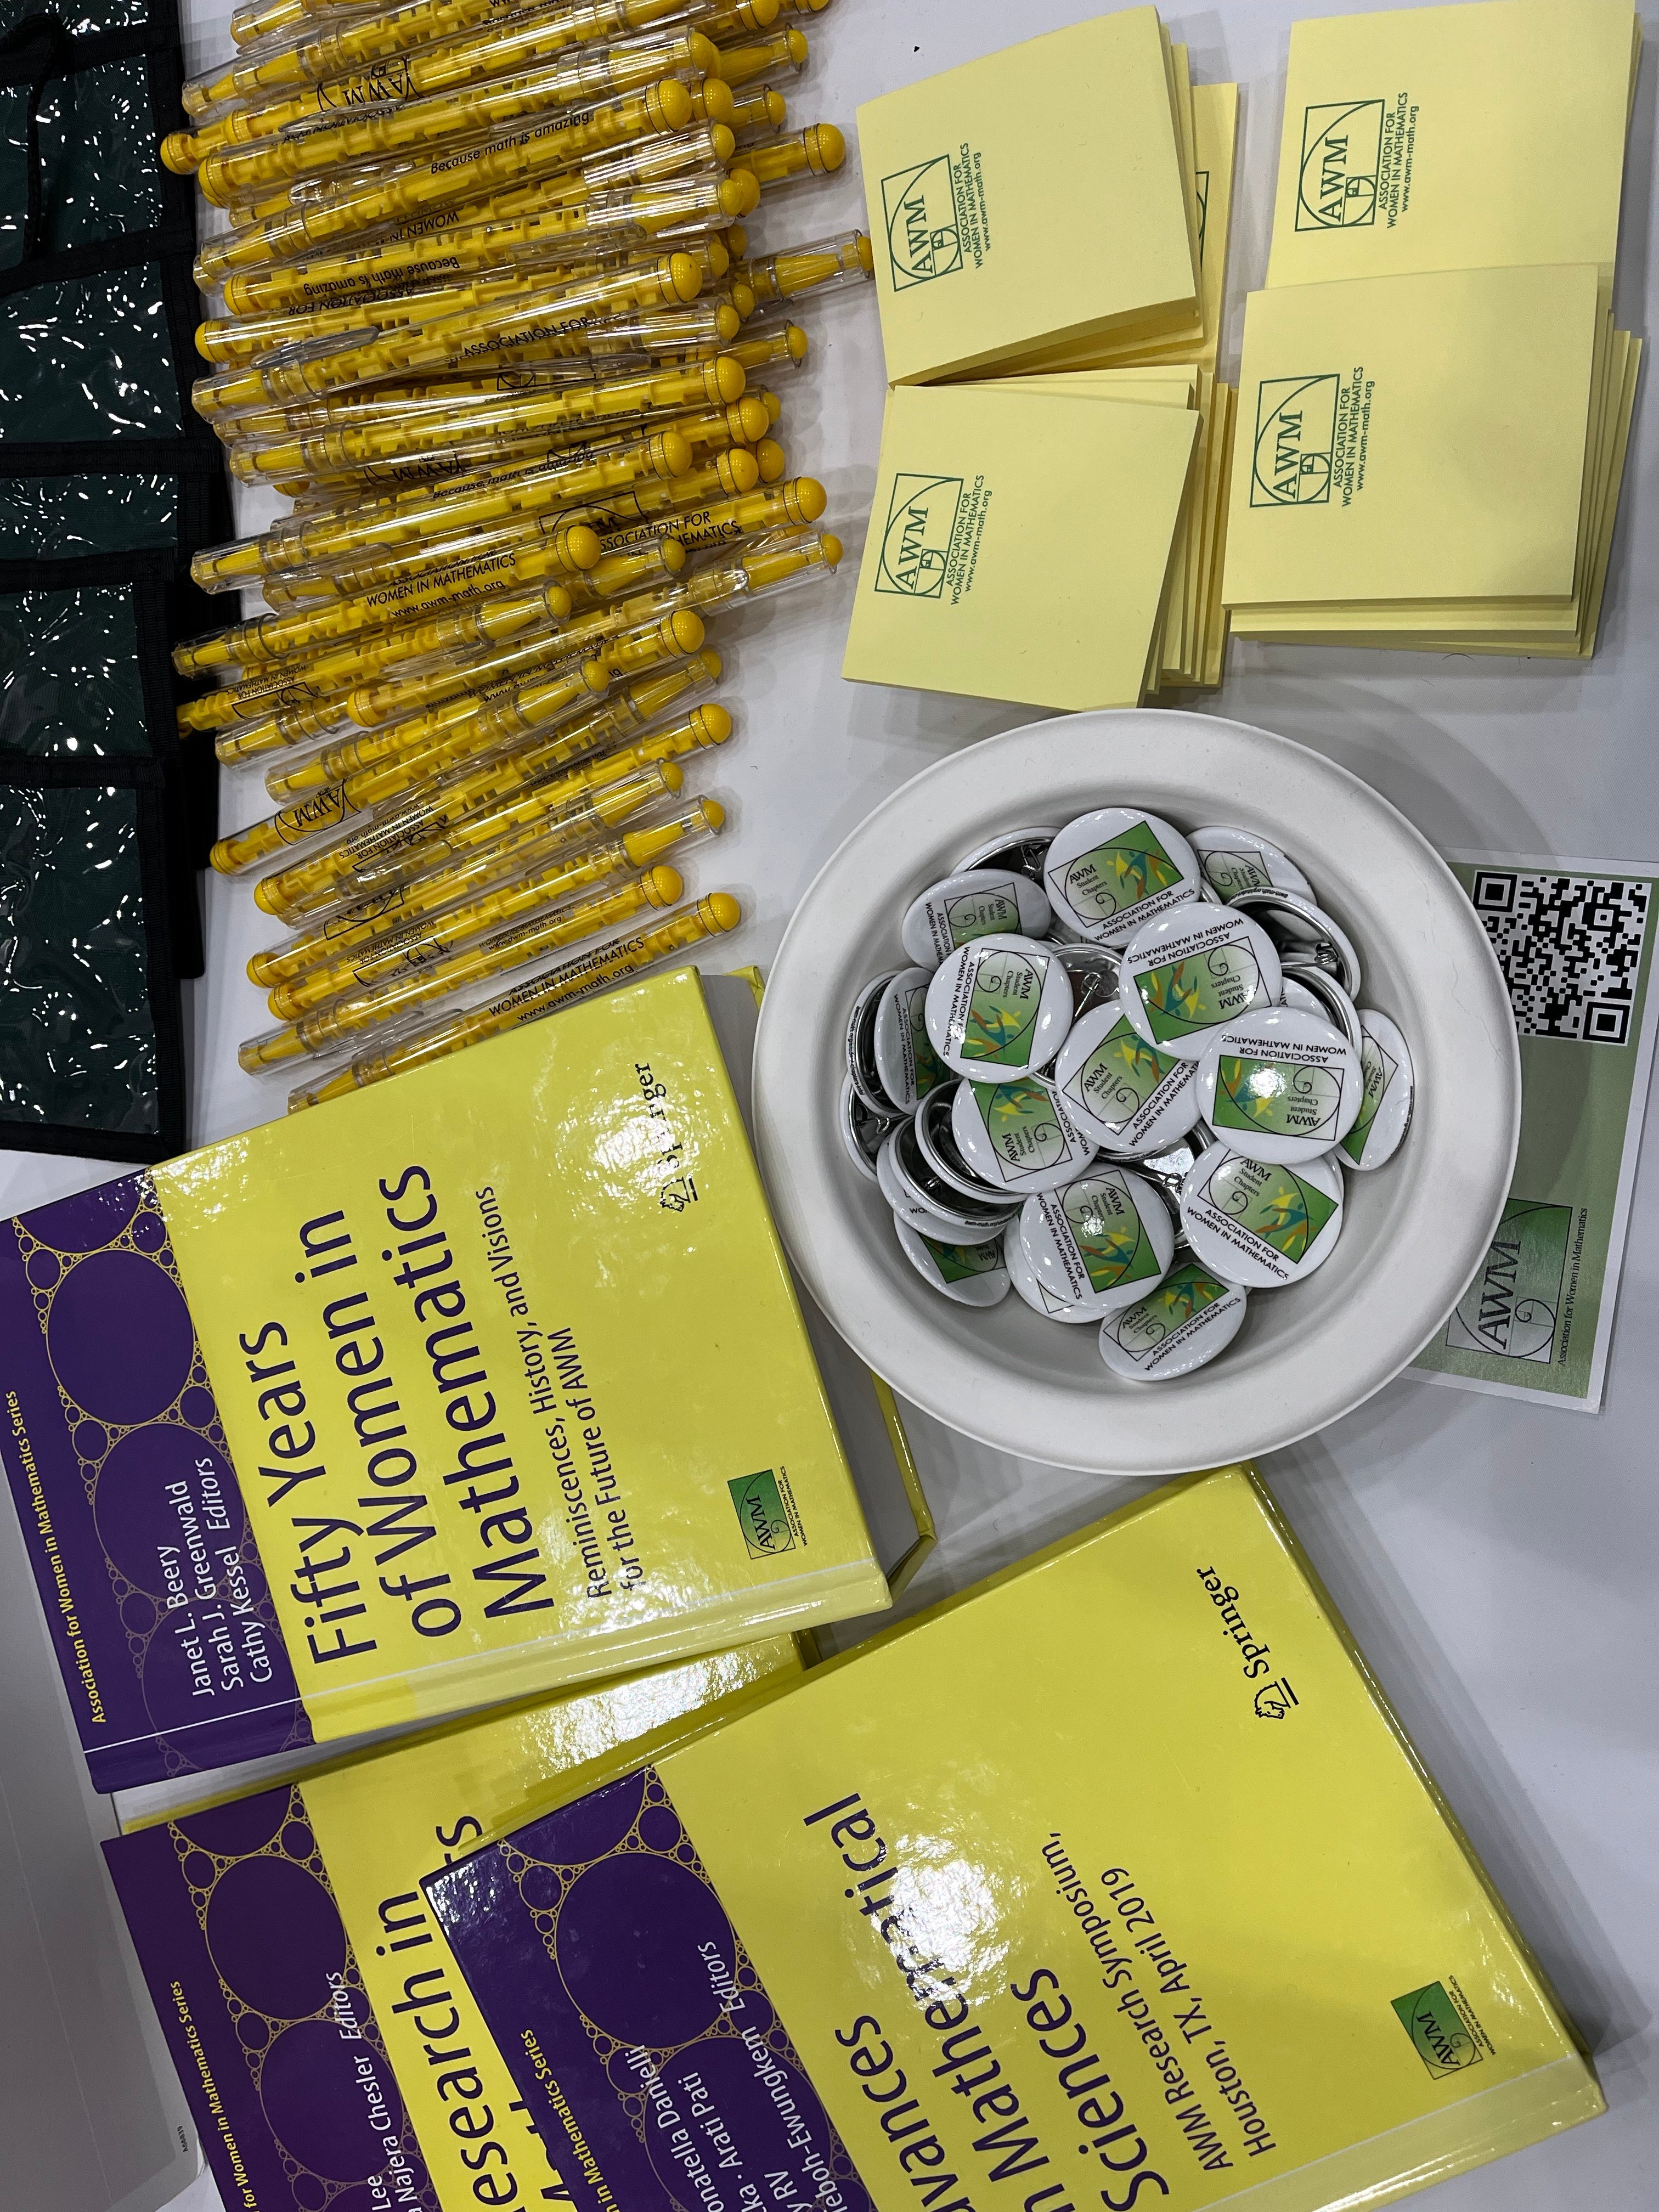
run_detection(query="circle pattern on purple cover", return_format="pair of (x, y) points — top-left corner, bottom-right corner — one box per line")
(177, 1791), (289, 1858)
(93, 1426), (236, 1596)
(556, 1853), (733, 2046)
(27, 1177), (140, 1252)
(47, 1250), (194, 1423)
(206, 1854), (346, 2016)
(545, 1770), (647, 1862)
(260, 2019), (391, 2184)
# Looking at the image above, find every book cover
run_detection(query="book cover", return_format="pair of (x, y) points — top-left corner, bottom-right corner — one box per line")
(1, 968), (889, 1790)
(104, 1637), (803, 2212)
(424, 1465), (1603, 2212)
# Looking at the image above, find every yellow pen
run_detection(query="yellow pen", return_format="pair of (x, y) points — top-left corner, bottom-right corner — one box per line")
(773, 0), (831, 14)
(257, 654), (720, 916)
(242, 860), (686, 1066)
(729, 83), (786, 137)
(190, 38), (719, 199)
(735, 228), (872, 306)
(682, 74), (738, 128)
(573, 443), (757, 538)
(255, 678), (722, 918)
(697, 0), (779, 40)
(191, 79), (695, 280)
(256, 791), (723, 1001)
(730, 121), (843, 192)
(598, 471), (823, 554)
(710, 319), (808, 374)
(707, 25), (806, 87)
(287, 890), (740, 1108)
(267, 603), (706, 795)
(683, 523), (840, 612)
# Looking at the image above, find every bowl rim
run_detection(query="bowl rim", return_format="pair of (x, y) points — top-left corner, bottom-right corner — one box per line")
(752, 707), (1522, 1475)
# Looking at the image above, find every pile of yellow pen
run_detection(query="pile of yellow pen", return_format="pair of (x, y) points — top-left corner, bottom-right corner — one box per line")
(168, 0), (868, 1109)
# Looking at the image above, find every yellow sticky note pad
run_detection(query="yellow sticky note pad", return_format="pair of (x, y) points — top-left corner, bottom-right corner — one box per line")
(843, 382), (1198, 710)
(857, 7), (1198, 383)
(1223, 262), (1601, 614)
(1267, 0), (1637, 291)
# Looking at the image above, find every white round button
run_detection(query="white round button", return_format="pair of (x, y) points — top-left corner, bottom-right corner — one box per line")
(900, 870), (1052, 969)
(924, 935), (1075, 1081)
(839, 1073), (897, 1183)
(1233, 889), (1362, 999)
(1018, 1166), (1176, 1317)
(882, 1114), (1015, 1229)
(953, 825), (1059, 883)
(1194, 1005), (1364, 1166)
(1338, 1009), (1415, 1171)
(893, 1216), (1011, 1306)
(950, 1074), (1097, 1196)
(1051, 999), (1200, 1155)
(876, 1124), (994, 1237)
(1280, 963), (1364, 1050)
(1187, 824), (1314, 905)
(1097, 1259), (1249, 1381)
(1119, 902), (1284, 1060)
(1180, 1141), (1345, 1289)
(872, 967), (948, 1113)
(1003, 1218), (1098, 1323)
(845, 970), (900, 1113)
(1042, 808), (1203, 947)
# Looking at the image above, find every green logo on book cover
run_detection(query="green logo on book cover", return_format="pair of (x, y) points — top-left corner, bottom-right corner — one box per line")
(1340, 1030), (1397, 1161)
(923, 1234), (1005, 1283)
(1054, 821), (1184, 923)
(972, 1077), (1068, 1177)
(729, 1470), (796, 1558)
(1113, 1262), (1228, 1355)
(1207, 1156), (1337, 1261)
(1444, 1198), (1572, 1361)
(961, 948), (1043, 1066)
(1296, 99), (1384, 229)
(876, 473), (963, 599)
(882, 155), (962, 287)
(1065, 1181), (1158, 1297)
(1214, 1054), (1342, 1139)
(1136, 945), (1264, 1043)
(1251, 374), (1340, 506)
(1068, 1018), (1177, 1131)
(1391, 1983), (1484, 2077)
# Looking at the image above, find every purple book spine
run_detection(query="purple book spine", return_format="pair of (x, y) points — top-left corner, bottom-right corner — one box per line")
(106, 1788), (442, 2212)
(0, 1172), (311, 1790)
(425, 1768), (877, 2212)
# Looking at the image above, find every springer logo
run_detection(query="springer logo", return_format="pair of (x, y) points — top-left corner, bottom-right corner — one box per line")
(881, 156), (962, 287)
(876, 473), (963, 597)
(1250, 374), (1340, 507)
(1296, 99), (1385, 229)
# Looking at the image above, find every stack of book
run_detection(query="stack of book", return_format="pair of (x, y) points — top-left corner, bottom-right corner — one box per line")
(1223, 0), (1642, 656)
(841, 8), (1240, 709)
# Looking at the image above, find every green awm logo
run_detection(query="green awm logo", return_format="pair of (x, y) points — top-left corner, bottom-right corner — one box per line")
(728, 1470), (795, 1558)
(881, 155), (962, 287)
(1296, 99), (1385, 229)
(876, 473), (963, 597)
(1251, 374), (1340, 506)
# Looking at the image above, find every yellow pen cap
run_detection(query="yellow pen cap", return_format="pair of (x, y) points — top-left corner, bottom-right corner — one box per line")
(754, 436), (786, 482)
(730, 85), (786, 135)
(732, 121), (844, 189)
(685, 75), (736, 127)
(724, 321), (809, 373)
(623, 793), (726, 868)
(736, 228), (873, 306)
(708, 26), (806, 86)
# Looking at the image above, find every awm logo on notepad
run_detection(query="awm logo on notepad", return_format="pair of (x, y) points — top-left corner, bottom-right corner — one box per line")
(882, 156), (962, 287)
(1296, 99), (1385, 228)
(1251, 375), (1340, 506)
(877, 474), (963, 597)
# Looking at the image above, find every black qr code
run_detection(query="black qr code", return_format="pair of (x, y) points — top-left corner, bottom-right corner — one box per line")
(1470, 870), (1652, 1044)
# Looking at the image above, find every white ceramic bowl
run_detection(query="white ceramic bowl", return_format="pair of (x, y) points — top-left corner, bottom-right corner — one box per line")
(752, 709), (1520, 1475)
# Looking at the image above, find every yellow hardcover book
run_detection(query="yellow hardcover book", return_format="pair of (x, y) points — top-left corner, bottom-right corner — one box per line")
(843, 381), (1198, 710)
(858, 8), (1199, 383)
(424, 1464), (1605, 2212)
(0, 968), (893, 1791)
(1223, 262), (1601, 616)
(1266, 0), (1638, 297)
(105, 1636), (805, 2212)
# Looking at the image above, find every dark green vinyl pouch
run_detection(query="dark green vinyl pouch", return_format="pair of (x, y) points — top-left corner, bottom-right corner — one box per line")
(0, 752), (184, 1159)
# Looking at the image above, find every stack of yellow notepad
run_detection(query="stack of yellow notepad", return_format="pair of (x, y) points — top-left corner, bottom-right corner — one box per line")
(1224, 0), (1643, 656)
(843, 9), (1241, 708)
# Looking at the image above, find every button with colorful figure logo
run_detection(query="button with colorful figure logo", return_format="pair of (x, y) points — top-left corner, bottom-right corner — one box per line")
(1338, 1008), (1415, 1171)
(1188, 824), (1314, 905)
(1179, 1142), (1345, 1289)
(883, 1112), (1017, 1229)
(1233, 889), (1362, 999)
(1042, 808), (1203, 947)
(953, 825), (1059, 884)
(950, 1073), (1097, 1196)
(1280, 961), (1363, 1051)
(1003, 1218), (1098, 1323)
(1050, 940), (1121, 1023)
(924, 933), (1074, 1081)
(839, 1073), (899, 1183)
(1119, 902), (1284, 1060)
(845, 970), (900, 1113)
(914, 1081), (1020, 1202)
(893, 1216), (1011, 1306)
(872, 966), (947, 1113)
(900, 868), (1052, 968)
(1097, 1259), (1249, 1381)
(1195, 1005), (1364, 1166)
(1018, 1166), (1176, 1318)
(1050, 999), (1201, 1155)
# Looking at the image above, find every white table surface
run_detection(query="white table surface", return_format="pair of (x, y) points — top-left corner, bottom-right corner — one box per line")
(24, 0), (1656, 2204)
